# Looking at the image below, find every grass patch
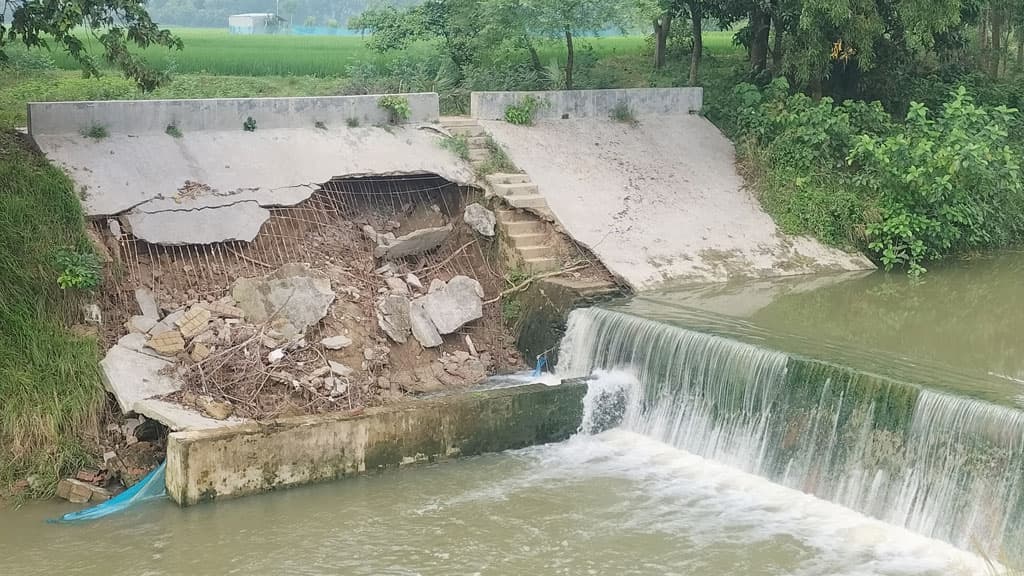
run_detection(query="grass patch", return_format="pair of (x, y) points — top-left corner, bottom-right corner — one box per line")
(610, 101), (639, 126)
(345, 117), (360, 128)
(165, 123), (183, 138)
(440, 134), (470, 161)
(80, 125), (108, 139)
(476, 136), (518, 177)
(0, 131), (105, 497)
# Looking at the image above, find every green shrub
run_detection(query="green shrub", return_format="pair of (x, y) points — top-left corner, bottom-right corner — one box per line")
(54, 248), (101, 291)
(243, 116), (257, 131)
(377, 95), (411, 124)
(610, 101), (638, 126)
(850, 88), (1024, 275)
(504, 95), (544, 126)
(441, 134), (469, 161)
(165, 123), (183, 138)
(345, 117), (360, 128)
(81, 125), (108, 139)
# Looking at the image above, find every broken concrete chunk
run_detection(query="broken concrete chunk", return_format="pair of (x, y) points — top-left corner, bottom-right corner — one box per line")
(126, 201), (270, 246)
(57, 478), (111, 504)
(376, 294), (411, 344)
(146, 330), (186, 356)
(329, 360), (354, 377)
(465, 335), (478, 356)
(321, 335), (353, 350)
(375, 262), (399, 276)
(385, 276), (410, 295)
(132, 398), (242, 431)
(362, 225), (380, 243)
(134, 288), (160, 319)
(464, 203), (496, 237)
(268, 349), (285, 364)
(232, 263), (336, 337)
(406, 273), (424, 291)
(190, 342), (211, 362)
(127, 315), (157, 334)
(410, 298), (443, 348)
(108, 218), (123, 240)
(82, 303), (102, 324)
(150, 309), (185, 336)
(100, 345), (180, 413)
(421, 276), (484, 334)
(429, 278), (446, 293)
(200, 300), (245, 318)
(374, 225), (453, 260)
(196, 395), (234, 420)
(176, 305), (211, 340)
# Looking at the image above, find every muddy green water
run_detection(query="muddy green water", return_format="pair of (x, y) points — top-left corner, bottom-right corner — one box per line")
(3, 254), (1021, 575)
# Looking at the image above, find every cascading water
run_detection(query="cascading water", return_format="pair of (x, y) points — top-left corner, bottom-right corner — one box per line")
(558, 307), (1024, 563)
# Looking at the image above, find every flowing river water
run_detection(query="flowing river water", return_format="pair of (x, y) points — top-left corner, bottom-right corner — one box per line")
(3, 253), (1024, 575)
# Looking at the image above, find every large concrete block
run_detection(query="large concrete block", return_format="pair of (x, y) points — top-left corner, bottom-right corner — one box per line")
(165, 381), (586, 506)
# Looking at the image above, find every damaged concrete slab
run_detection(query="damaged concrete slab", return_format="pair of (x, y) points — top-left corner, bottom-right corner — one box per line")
(126, 201), (271, 245)
(99, 345), (181, 413)
(132, 399), (245, 432)
(232, 263), (335, 338)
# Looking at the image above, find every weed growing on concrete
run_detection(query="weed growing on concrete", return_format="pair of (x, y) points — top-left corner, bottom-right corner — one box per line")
(81, 125), (108, 139)
(378, 95), (410, 124)
(54, 248), (101, 290)
(610, 102), (639, 126)
(441, 134), (470, 161)
(476, 136), (518, 177)
(504, 95), (544, 126)
(314, 120), (328, 130)
(165, 123), (183, 138)
(243, 116), (257, 131)
(346, 117), (360, 128)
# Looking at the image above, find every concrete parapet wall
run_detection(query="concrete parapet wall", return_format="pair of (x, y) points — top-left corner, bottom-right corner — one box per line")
(470, 88), (703, 121)
(28, 93), (439, 135)
(165, 382), (586, 506)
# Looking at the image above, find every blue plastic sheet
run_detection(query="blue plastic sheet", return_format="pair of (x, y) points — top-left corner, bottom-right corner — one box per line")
(52, 462), (167, 523)
(532, 355), (547, 377)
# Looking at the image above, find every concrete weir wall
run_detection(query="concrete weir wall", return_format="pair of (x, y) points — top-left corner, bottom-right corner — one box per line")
(27, 93), (439, 135)
(470, 87), (703, 120)
(165, 382), (586, 506)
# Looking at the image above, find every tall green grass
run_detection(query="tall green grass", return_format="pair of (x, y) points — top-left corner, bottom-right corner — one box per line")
(0, 131), (105, 496)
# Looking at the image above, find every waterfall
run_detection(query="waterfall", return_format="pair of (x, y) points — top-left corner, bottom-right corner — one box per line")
(559, 307), (1024, 562)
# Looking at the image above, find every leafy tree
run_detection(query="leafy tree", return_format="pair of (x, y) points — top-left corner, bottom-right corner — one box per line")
(0, 0), (182, 90)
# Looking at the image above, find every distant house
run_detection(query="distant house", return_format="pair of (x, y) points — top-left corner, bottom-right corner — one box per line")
(228, 13), (285, 35)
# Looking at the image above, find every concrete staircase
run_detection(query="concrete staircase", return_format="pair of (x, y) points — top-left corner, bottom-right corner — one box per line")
(440, 117), (560, 274)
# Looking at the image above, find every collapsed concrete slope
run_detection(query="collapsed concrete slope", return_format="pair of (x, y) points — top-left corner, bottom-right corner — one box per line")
(474, 89), (874, 289)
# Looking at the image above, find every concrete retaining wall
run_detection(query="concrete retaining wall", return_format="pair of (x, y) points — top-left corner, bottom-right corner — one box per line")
(470, 88), (703, 121)
(165, 382), (586, 506)
(28, 93), (439, 135)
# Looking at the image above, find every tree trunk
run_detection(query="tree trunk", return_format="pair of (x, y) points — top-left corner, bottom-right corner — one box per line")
(688, 2), (702, 86)
(1017, 34), (1023, 71)
(810, 74), (823, 100)
(524, 35), (543, 72)
(654, 13), (673, 69)
(771, 10), (785, 74)
(749, 4), (771, 76)
(991, 10), (1003, 78)
(565, 28), (575, 90)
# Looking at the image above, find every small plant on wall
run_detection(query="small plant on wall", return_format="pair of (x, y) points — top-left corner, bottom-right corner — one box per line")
(54, 248), (102, 290)
(378, 95), (411, 125)
(504, 95), (545, 126)
(243, 116), (257, 131)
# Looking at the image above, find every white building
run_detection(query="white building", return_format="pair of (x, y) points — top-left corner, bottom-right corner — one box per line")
(228, 13), (284, 35)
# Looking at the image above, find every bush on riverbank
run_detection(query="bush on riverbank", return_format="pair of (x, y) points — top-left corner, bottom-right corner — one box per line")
(0, 131), (106, 497)
(716, 79), (1024, 275)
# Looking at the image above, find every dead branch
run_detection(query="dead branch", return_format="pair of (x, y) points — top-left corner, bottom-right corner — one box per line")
(483, 263), (590, 305)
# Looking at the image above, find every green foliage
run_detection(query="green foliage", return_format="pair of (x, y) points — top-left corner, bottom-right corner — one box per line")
(81, 125), (109, 139)
(0, 0), (182, 90)
(165, 123), (183, 138)
(502, 297), (524, 326)
(476, 136), (519, 176)
(441, 134), (470, 160)
(0, 131), (105, 495)
(314, 120), (327, 130)
(850, 88), (1024, 274)
(610, 101), (639, 125)
(243, 116), (257, 131)
(378, 94), (412, 124)
(346, 117), (360, 128)
(54, 249), (102, 291)
(504, 95), (544, 125)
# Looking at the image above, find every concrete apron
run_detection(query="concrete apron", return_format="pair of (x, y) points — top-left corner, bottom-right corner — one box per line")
(165, 381), (586, 506)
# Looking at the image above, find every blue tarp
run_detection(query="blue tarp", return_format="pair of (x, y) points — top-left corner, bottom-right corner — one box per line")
(52, 463), (167, 523)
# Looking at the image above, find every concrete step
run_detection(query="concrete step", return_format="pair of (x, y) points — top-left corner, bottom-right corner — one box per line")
(467, 136), (489, 147)
(439, 116), (479, 127)
(468, 148), (489, 162)
(507, 194), (547, 209)
(492, 182), (538, 197)
(486, 173), (530, 186)
(508, 232), (549, 250)
(502, 220), (547, 235)
(518, 245), (555, 260)
(523, 257), (560, 273)
(448, 125), (485, 136)
(496, 209), (530, 223)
